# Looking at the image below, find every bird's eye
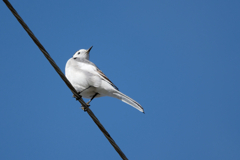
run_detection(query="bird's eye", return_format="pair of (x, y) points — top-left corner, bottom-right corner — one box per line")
(78, 52), (80, 55)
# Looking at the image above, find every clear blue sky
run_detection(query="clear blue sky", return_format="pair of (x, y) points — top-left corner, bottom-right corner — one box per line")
(1, 0), (240, 159)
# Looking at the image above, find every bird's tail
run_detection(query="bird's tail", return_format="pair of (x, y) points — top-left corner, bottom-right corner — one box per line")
(112, 90), (144, 113)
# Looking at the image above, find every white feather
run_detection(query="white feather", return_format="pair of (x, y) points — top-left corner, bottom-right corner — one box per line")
(65, 47), (144, 113)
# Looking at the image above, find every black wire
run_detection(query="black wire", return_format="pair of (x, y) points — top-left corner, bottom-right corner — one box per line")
(3, 0), (128, 159)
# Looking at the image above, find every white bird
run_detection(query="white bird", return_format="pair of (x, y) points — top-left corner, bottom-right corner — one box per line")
(65, 46), (144, 113)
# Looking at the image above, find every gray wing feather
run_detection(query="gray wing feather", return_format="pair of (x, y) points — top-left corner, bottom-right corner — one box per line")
(96, 68), (119, 90)
(74, 58), (119, 90)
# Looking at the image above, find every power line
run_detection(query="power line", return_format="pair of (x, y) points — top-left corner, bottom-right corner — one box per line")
(3, 0), (128, 159)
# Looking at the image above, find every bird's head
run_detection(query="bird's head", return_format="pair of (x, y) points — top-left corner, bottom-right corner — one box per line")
(73, 46), (93, 60)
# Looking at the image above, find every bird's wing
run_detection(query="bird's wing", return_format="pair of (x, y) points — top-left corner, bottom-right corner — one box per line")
(74, 58), (119, 90)
(96, 68), (119, 90)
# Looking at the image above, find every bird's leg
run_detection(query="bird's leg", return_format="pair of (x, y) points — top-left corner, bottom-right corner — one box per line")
(72, 86), (91, 99)
(81, 93), (99, 111)
(87, 93), (99, 105)
(74, 92), (82, 100)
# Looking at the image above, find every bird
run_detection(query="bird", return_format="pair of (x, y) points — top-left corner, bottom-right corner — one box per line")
(65, 46), (144, 113)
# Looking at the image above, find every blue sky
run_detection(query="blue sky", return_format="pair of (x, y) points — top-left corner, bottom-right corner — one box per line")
(1, 0), (240, 159)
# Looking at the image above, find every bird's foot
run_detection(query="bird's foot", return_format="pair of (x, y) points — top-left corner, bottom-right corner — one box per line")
(81, 103), (90, 111)
(73, 92), (81, 100)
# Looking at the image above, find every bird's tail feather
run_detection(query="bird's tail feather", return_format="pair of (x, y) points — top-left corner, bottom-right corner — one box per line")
(112, 91), (144, 113)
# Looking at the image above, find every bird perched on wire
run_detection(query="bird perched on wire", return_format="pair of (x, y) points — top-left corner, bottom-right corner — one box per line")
(65, 46), (144, 113)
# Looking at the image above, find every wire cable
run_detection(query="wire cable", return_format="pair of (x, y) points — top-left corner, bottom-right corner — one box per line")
(3, 0), (128, 159)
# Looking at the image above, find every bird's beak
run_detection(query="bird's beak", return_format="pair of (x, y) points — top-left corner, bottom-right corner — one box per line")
(87, 46), (93, 53)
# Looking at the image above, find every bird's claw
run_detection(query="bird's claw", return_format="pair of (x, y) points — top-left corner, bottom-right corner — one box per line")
(81, 103), (90, 111)
(73, 92), (82, 100)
